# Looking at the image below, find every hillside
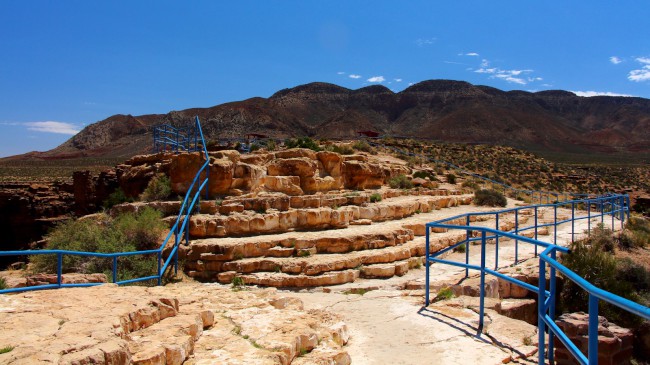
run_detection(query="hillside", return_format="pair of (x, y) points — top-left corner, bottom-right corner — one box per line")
(4, 79), (649, 162)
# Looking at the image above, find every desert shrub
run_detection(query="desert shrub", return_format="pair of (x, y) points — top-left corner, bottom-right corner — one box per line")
(102, 188), (132, 209)
(589, 224), (616, 252)
(324, 144), (354, 155)
(446, 173), (457, 184)
(285, 137), (321, 151)
(474, 189), (507, 207)
(369, 193), (382, 203)
(352, 140), (373, 153)
(250, 143), (261, 152)
(388, 174), (414, 189)
(30, 209), (165, 282)
(266, 139), (277, 151)
(435, 287), (454, 301)
(413, 170), (435, 180)
(461, 180), (480, 191)
(112, 207), (166, 251)
(453, 243), (466, 253)
(140, 174), (172, 202)
(560, 234), (644, 328)
(0, 276), (6, 290)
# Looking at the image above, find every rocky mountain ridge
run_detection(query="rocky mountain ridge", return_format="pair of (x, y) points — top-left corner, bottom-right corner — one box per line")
(6, 79), (650, 160)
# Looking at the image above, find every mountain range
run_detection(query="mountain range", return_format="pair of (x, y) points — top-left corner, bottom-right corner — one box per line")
(10, 80), (650, 160)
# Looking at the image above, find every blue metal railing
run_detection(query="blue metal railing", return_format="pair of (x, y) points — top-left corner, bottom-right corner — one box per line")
(424, 194), (649, 365)
(153, 123), (200, 153)
(368, 141), (593, 204)
(1, 116), (210, 294)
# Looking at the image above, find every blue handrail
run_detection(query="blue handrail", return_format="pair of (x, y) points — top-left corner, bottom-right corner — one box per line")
(1, 116), (210, 294)
(424, 193), (648, 365)
(153, 122), (200, 153)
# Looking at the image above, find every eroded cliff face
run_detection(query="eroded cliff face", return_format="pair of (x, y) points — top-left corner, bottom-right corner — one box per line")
(0, 182), (74, 266)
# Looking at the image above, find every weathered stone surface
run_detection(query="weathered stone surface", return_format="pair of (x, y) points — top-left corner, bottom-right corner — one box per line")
(0, 284), (349, 365)
(264, 176), (304, 195)
(25, 273), (108, 286)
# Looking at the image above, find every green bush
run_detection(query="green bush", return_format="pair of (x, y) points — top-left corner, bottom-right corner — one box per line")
(446, 173), (457, 184)
(0, 276), (6, 290)
(102, 188), (132, 209)
(369, 193), (382, 203)
(324, 144), (354, 155)
(560, 233), (646, 328)
(388, 174), (414, 189)
(413, 170), (435, 180)
(474, 189), (507, 207)
(140, 174), (172, 202)
(352, 140), (373, 153)
(30, 208), (166, 282)
(266, 139), (277, 151)
(461, 180), (480, 191)
(285, 137), (321, 151)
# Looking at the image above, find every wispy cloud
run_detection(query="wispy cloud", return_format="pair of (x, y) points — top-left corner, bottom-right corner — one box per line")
(465, 52), (479, 57)
(349, 74), (361, 79)
(367, 76), (385, 83)
(24, 121), (80, 135)
(572, 90), (634, 97)
(0, 122), (20, 126)
(609, 56), (623, 65)
(415, 37), (436, 47)
(337, 71), (345, 75)
(394, 78), (402, 82)
(470, 58), (539, 85)
(629, 57), (650, 82)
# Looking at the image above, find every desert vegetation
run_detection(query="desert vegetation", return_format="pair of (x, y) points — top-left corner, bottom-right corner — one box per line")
(30, 207), (167, 282)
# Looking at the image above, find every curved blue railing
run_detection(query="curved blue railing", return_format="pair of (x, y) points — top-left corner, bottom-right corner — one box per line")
(368, 140), (593, 204)
(0, 116), (210, 294)
(425, 193), (649, 365)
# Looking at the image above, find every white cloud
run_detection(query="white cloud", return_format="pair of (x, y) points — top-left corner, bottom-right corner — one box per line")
(495, 73), (526, 85)
(480, 59), (489, 68)
(24, 121), (80, 135)
(394, 78), (402, 82)
(471, 57), (539, 85)
(609, 56), (622, 65)
(408, 82), (414, 86)
(415, 38), (436, 47)
(349, 74), (361, 79)
(628, 57), (650, 82)
(474, 68), (497, 74)
(367, 76), (385, 83)
(465, 52), (479, 56)
(571, 91), (633, 97)
(0, 122), (20, 126)
(337, 71), (345, 75)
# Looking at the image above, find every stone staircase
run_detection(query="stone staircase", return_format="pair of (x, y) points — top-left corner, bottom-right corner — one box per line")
(167, 188), (555, 288)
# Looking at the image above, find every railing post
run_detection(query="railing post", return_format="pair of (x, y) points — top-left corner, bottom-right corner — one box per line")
(57, 253), (63, 288)
(571, 201), (575, 243)
(538, 255), (547, 364)
(587, 200), (591, 235)
(549, 249), (557, 364)
(611, 199), (615, 231)
(588, 294), (599, 364)
(554, 205), (558, 245)
(425, 226), (431, 306)
(113, 256), (118, 283)
(465, 215), (470, 278)
(620, 196), (624, 230)
(495, 213), (499, 270)
(626, 195), (631, 221)
(478, 231), (486, 334)
(157, 252), (162, 286)
(514, 209), (519, 264)
(534, 206), (538, 257)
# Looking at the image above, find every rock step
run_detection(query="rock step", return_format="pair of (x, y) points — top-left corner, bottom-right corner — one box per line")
(127, 313), (209, 365)
(111, 187), (465, 217)
(183, 194), (473, 239)
(189, 233), (465, 286)
(183, 227), (416, 264)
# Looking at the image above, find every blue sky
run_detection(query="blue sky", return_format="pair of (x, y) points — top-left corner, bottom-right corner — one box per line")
(1, 1), (649, 157)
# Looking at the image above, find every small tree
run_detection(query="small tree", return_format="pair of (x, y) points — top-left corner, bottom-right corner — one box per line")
(140, 174), (172, 202)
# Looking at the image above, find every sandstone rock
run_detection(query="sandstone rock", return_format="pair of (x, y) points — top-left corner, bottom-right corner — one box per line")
(316, 151), (344, 177)
(264, 176), (304, 195)
(274, 148), (317, 160)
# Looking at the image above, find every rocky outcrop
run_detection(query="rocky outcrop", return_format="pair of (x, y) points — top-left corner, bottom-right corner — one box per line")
(115, 149), (411, 199)
(0, 284), (350, 364)
(554, 312), (634, 365)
